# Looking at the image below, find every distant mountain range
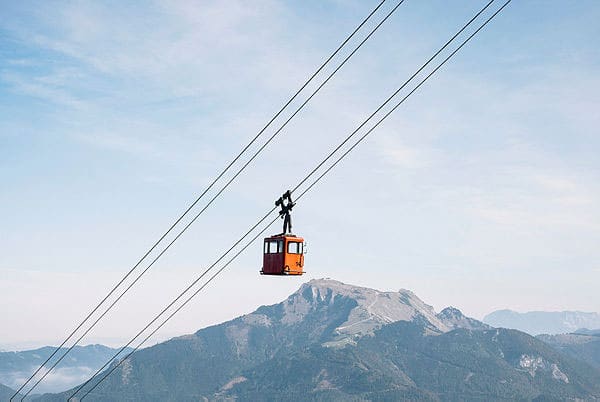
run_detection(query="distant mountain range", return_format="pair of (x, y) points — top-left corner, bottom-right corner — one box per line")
(575, 328), (600, 336)
(32, 279), (600, 401)
(0, 382), (21, 401)
(483, 309), (600, 335)
(0, 344), (132, 395)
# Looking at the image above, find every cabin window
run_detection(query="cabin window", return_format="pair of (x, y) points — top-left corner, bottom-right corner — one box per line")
(287, 241), (302, 254)
(268, 240), (279, 254)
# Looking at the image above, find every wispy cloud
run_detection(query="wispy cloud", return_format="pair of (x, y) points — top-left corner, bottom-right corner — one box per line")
(1, 0), (321, 165)
(1, 70), (87, 109)
(376, 129), (435, 170)
(18, 0), (301, 96)
(2, 0), (599, 342)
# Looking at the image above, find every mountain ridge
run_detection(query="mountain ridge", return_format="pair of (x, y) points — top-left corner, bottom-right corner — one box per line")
(0, 344), (133, 394)
(537, 332), (600, 370)
(32, 279), (600, 401)
(0, 383), (20, 401)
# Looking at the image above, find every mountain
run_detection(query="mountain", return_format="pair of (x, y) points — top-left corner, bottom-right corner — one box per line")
(437, 306), (491, 331)
(34, 279), (600, 401)
(575, 328), (600, 336)
(0, 344), (132, 394)
(483, 309), (600, 335)
(0, 383), (21, 401)
(537, 332), (600, 370)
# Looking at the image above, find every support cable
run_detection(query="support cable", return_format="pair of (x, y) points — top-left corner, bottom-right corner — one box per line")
(72, 1), (511, 399)
(15, 2), (407, 399)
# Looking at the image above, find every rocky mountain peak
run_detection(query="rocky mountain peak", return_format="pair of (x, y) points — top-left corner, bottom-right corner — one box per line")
(280, 279), (450, 346)
(438, 306), (463, 318)
(437, 306), (490, 331)
(297, 279), (430, 308)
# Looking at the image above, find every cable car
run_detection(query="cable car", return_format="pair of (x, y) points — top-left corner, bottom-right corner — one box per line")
(261, 234), (305, 275)
(261, 190), (305, 276)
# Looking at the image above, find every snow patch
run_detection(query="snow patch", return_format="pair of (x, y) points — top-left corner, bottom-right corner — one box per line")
(518, 354), (569, 383)
(519, 354), (545, 377)
(551, 364), (569, 383)
(120, 358), (132, 385)
(220, 376), (247, 391)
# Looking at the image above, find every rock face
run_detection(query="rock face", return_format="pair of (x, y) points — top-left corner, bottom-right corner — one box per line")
(484, 309), (600, 335)
(34, 279), (600, 402)
(284, 279), (451, 347)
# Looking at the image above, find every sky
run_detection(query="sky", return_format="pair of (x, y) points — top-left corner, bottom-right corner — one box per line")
(1, 0), (599, 350)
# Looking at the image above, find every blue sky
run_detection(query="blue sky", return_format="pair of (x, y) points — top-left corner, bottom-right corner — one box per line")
(1, 0), (599, 349)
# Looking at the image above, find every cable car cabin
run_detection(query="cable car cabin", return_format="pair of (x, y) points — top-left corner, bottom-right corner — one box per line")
(261, 235), (305, 275)
(261, 190), (305, 276)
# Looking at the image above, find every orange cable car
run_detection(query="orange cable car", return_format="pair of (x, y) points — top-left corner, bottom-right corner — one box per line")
(260, 190), (305, 276)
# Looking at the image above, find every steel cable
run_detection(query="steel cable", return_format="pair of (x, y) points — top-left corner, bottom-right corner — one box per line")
(72, 1), (511, 399)
(15, 1), (406, 399)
